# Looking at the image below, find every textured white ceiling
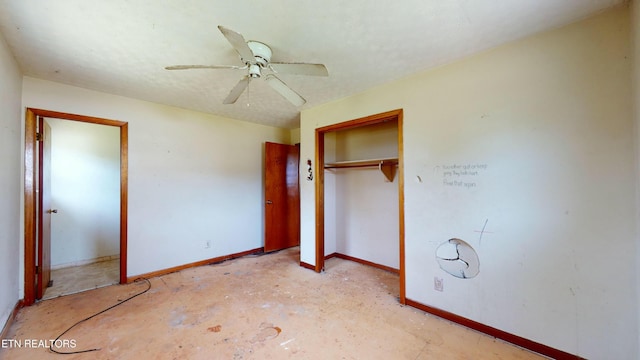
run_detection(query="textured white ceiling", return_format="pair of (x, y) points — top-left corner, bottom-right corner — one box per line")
(0, 0), (623, 128)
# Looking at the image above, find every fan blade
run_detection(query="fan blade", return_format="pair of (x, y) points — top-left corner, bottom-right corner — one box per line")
(265, 75), (306, 106)
(165, 65), (245, 70)
(223, 76), (250, 104)
(217, 26), (254, 62)
(269, 63), (328, 77)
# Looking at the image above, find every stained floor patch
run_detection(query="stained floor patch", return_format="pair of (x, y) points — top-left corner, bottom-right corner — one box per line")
(207, 325), (222, 332)
(250, 322), (281, 343)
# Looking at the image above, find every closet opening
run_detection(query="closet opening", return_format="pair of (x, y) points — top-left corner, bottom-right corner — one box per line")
(314, 109), (405, 304)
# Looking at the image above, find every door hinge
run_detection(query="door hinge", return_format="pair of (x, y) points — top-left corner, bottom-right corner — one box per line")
(35, 265), (39, 274)
(36, 132), (42, 141)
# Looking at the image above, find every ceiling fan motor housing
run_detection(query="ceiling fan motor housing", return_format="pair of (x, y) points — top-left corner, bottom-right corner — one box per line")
(246, 41), (272, 67)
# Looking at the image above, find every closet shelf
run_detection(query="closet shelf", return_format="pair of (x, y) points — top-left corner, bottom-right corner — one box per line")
(324, 157), (398, 182)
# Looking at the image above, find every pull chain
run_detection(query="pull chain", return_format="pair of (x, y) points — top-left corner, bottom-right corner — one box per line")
(246, 79), (250, 107)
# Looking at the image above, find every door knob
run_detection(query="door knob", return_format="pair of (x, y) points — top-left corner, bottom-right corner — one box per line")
(47, 209), (58, 214)
(266, 200), (273, 205)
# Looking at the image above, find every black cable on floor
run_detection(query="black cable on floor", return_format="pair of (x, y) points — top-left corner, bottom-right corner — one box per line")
(49, 277), (151, 355)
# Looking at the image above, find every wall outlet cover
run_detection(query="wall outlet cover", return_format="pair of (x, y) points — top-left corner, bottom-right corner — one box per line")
(434, 277), (443, 292)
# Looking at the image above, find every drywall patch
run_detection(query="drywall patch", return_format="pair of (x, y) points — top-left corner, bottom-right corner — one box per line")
(436, 238), (479, 279)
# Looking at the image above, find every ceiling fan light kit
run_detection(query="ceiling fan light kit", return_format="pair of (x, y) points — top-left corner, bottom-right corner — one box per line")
(248, 64), (261, 78)
(165, 26), (328, 107)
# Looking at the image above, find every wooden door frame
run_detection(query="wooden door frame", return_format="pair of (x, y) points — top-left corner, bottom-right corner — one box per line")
(314, 109), (405, 304)
(23, 108), (128, 306)
(36, 117), (52, 299)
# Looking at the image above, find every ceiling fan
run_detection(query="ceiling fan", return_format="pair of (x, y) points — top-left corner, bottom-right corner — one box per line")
(165, 26), (328, 106)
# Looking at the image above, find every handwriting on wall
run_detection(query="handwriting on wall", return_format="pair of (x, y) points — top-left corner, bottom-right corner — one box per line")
(439, 163), (488, 189)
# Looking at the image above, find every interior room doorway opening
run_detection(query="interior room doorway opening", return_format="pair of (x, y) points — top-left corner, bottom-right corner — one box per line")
(23, 108), (128, 306)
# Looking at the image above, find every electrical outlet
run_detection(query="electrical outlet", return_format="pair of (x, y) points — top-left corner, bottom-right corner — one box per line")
(434, 277), (443, 292)
(205, 240), (211, 249)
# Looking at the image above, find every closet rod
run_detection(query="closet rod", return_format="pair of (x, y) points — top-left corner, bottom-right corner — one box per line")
(324, 158), (398, 181)
(324, 158), (398, 169)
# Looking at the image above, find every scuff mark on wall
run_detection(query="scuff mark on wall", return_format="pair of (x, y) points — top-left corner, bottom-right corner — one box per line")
(435, 238), (479, 279)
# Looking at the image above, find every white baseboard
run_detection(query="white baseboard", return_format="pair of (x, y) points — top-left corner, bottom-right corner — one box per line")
(51, 254), (120, 270)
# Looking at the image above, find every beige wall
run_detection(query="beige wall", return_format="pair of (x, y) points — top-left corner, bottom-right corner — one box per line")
(301, 6), (635, 359)
(632, 1), (640, 357)
(330, 122), (399, 268)
(289, 128), (301, 145)
(0, 32), (22, 330)
(21, 77), (290, 283)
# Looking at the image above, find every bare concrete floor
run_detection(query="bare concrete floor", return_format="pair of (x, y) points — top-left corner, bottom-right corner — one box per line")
(1, 248), (545, 359)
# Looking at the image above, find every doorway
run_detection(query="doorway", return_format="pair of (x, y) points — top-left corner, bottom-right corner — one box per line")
(23, 108), (128, 306)
(314, 109), (405, 303)
(42, 118), (121, 299)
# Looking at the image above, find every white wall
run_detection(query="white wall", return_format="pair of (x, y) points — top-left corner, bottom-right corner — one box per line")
(0, 32), (22, 330)
(21, 77), (290, 285)
(331, 122), (399, 268)
(300, 6), (636, 359)
(46, 118), (120, 268)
